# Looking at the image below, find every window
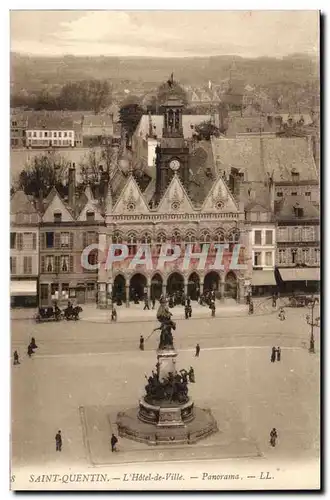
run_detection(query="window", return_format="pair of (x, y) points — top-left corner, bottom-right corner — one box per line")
(64, 132), (68, 137)
(276, 192), (283, 197)
(51, 283), (59, 296)
(59, 132), (62, 138)
(277, 227), (286, 241)
(40, 284), (48, 301)
(12, 121), (17, 127)
(61, 255), (69, 272)
(254, 251), (262, 266)
(44, 132), (48, 137)
(23, 256), (32, 274)
(302, 226), (314, 241)
(291, 192), (297, 196)
(10, 256), (16, 274)
(54, 132), (57, 138)
(33, 131), (37, 137)
(314, 249), (320, 264)
(305, 192), (311, 199)
(69, 131), (72, 137)
(265, 251), (273, 266)
(294, 207), (304, 218)
(171, 231), (181, 244)
(39, 131), (42, 138)
(279, 249), (286, 264)
(86, 211), (95, 222)
(291, 249), (297, 264)
(54, 212), (62, 223)
(60, 232), (70, 248)
(46, 256), (54, 272)
(10, 232), (16, 249)
(302, 248), (309, 264)
(32, 233), (36, 250)
(86, 231), (97, 246)
(291, 171), (300, 182)
(293, 227), (301, 241)
(46, 232), (54, 248)
(265, 230), (273, 245)
(17, 233), (23, 250)
(254, 230), (262, 245)
(27, 131), (32, 137)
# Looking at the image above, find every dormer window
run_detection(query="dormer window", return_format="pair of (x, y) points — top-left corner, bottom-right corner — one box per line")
(54, 212), (62, 223)
(291, 170), (300, 182)
(293, 206), (304, 218)
(86, 211), (95, 222)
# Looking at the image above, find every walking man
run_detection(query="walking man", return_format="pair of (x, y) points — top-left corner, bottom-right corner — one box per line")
(270, 428), (278, 447)
(27, 343), (34, 358)
(272, 294), (277, 308)
(184, 304), (189, 319)
(278, 307), (285, 321)
(139, 335), (144, 351)
(13, 350), (20, 365)
(30, 337), (38, 349)
(249, 300), (254, 315)
(111, 433), (118, 452)
(143, 298), (150, 310)
(276, 347), (281, 362)
(195, 343), (200, 357)
(111, 307), (117, 322)
(210, 301), (216, 318)
(55, 430), (62, 452)
(152, 297), (156, 309)
(271, 346), (276, 363)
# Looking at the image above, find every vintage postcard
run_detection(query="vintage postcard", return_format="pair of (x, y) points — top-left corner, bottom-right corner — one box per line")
(10, 10), (320, 491)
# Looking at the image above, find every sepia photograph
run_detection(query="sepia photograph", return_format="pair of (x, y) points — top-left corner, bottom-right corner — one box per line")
(9, 9), (320, 491)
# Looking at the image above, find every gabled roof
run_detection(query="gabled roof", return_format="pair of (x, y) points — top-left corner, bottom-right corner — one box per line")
(211, 136), (318, 183)
(157, 173), (195, 213)
(201, 174), (239, 213)
(77, 198), (104, 222)
(10, 190), (38, 215)
(112, 175), (150, 215)
(42, 187), (75, 223)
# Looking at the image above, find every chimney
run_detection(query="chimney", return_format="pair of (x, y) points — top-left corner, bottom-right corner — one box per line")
(68, 163), (76, 208)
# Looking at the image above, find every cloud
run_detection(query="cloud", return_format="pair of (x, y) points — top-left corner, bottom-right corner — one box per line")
(10, 10), (319, 58)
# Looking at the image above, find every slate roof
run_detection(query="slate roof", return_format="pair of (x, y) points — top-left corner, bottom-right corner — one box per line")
(275, 195), (320, 220)
(135, 114), (216, 140)
(188, 140), (217, 206)
(27, 114), (74, 130)
(211, 136), (318, 183)
(10, 190), (39, 215)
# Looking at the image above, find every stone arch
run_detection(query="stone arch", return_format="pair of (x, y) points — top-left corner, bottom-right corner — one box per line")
(187, 271), (200, 300)
(127, 231), (138, 256)
(228, 228), (240, 243)
(113, 273), (126, 303)
(204, 270), (220, 292)
(129, 272), (148, 301)
(151, 272), (163, 300)
(141, 231), (152, 244)
(112, 231), (123, 244)
(171, 229), (182, 244)
(225, 271), (238, 299)
(200, 229), (211, 243)
(184, 229), (197, 243)
(166, 271), (184, 295)
(213, 228), (226, 243)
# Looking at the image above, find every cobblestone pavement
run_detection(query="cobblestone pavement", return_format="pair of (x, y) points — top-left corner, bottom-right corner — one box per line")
(11, 301), (320, 471)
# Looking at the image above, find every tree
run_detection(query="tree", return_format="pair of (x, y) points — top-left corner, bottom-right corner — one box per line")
(58, 79), (111, 113)
(194, 120), (221, 141)
(18, 152), (69, 199)
(119, 100), (144, 140)
(79, 141), (117, 186)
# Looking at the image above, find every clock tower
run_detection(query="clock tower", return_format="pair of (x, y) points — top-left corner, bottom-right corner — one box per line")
(155, 86), (190, 204)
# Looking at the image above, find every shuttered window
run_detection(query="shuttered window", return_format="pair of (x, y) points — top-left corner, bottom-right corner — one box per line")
(54, 233), (61, 249)
(55, 256), (61, 273)
(17, 233), (23, 250)
(23, 256), (32, 274)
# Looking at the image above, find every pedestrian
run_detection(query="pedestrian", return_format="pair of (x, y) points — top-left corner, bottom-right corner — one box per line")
(111, 433), (118, 452)
(184, 304), (189, 319)
(278, 307), (285, 321)
(139, 335), (144, 351)
(55, 430), (62, 452)
(270, 428), (278, 447)
(143, 298), (150, 310)
(152, 297), (156, 309)
(272, 294), (277, 308)
(195, 343), (200, 357)
(210, 301), (215, 317)
(271, 346), (276, 363)
(276, 347), (281, 362)
(30, 337), (38, 349)
(249, 301), (254, 315)
(13, 350), (20, 365)
(27, 344), (34, 358)
(188, 304), (192, 318)
(111, 307), (117, 322)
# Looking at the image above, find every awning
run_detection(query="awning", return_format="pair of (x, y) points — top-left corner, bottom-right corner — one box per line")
(10, 280), (37, 296)
(278, 268), (320, 282)
(251, 271), (276, 286)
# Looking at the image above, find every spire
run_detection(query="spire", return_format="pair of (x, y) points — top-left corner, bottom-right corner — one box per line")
(105, 182), (113, 214)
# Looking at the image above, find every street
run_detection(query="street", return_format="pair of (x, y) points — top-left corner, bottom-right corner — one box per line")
(11, 301), (320, 471)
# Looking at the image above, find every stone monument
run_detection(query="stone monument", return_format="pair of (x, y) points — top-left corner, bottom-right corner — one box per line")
(116, 299), (218, 445)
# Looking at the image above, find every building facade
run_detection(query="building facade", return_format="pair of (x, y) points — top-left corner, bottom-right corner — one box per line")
(26, 115), (75, 148)
(38, 168), (105, 306)
(10, 191), (40, 307)
(11, 115), (27, 148)
(275, 194), (320, 294)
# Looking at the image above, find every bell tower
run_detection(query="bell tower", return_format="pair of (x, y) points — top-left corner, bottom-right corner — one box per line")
(155, 78), (190, 204)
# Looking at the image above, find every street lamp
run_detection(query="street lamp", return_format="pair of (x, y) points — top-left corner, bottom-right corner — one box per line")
(306, 295), (320, 353)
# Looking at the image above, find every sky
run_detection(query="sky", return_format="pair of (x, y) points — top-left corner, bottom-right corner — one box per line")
(10, 10), (319, 58)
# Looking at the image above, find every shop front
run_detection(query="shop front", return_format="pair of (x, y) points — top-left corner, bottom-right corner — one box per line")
(10, 279), (38, 308)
